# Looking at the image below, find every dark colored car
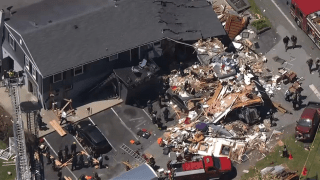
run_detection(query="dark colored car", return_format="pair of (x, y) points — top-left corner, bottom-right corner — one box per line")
(295, 102), (320, 141)
(75, 120), (112, 154)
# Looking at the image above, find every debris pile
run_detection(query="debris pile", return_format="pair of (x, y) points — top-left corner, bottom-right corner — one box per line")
(159, 37), (291, 167)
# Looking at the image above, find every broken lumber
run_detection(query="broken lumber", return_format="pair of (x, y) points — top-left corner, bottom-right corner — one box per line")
(206, 83), (222, 106)
(49, 120), (66, 136)
(272, 102), (288, 114)
(122, 161), (133, 169)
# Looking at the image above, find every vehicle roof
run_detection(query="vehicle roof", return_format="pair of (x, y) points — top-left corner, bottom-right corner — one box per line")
(203, 156), (214, 169)
(77, 120), (106, 144)
(301, 108), (317, 120)
(182, 161), (203, 171)
(292, 0), (320, 15)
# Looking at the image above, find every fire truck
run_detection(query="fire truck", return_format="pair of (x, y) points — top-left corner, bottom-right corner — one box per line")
(290, 0), (320, 48)
(168, 156), (232, 180)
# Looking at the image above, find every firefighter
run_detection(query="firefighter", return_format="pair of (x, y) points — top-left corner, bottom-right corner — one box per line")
(51, 157), (57, 171)
(151, 111), (157, 124)
(307, 58), (313, 74)
(148, 157), (156, 168)
(67, 122), (75, 135)
(283, 36), (290, 52)
(64, 145), (69, 160)
(58, 170), (62, 180)
(93, 172), (100, 180)
(158, 95), (163, 108)
(147, 100), (153, 114)
(46, 151), (52, 164)
(179, 62), (184, 76)
(163, 108), (170, 123)
(157, 118), (163, 130)
(79, 154), (85, 168)
(282, 145), (289, 158)
(72, 155), (77, 171)
(60, 110), (67, 125)
(71, 142), (77, 155)
(36, 113), (43, 131)
(291, 35), (297, 49)
(58, 150), (63, 163)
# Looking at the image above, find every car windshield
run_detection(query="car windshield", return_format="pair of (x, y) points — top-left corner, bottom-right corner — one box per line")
(298, 119), (312, 127)
(213, 157), (221, 169)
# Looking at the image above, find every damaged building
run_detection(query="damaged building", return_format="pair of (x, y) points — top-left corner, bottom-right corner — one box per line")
(0, 0), (231, 109)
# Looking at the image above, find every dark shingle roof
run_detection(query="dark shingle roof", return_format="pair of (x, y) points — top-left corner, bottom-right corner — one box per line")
(6, 0), (226, 77)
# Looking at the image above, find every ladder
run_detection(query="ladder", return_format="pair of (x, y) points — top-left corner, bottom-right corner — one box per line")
(120, 144), (146, 164)
(9, 83), (31, 180)
(26, 111), (38, 136)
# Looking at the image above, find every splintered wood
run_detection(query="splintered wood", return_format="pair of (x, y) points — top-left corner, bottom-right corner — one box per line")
(49, 120), (66, 136)
(272, 102), (288, 114)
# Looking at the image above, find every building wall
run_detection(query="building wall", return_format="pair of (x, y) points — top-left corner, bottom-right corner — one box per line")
(42, 57), (114, 109)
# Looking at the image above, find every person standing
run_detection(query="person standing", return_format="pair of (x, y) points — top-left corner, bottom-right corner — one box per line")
(71, 142), (77, 155)
(283, 36), (290, 52)
(58, 170), (62, 180)
(60, 110), (67, 125)
(87, 153), (93, 168)
(163, 108), (170, 123)
(151, 111), (157, 124)
(67, 122), (75, 135)
(79, 154), (85, 168)
(158, 95), (163, 109)
(282, 145), (288, 158)
(292, 92), (298, 110)
(36, 113), (43, 131)
(64, 145), (69, 160)
(58, 150), (63, 163)
(307, 58), (313, 74)
(51, 157), (57, 171)
(71, 155), (77, 171)
(98, 154), (103, 169)
(46, 151), (52, 164)
(147, 100), (153, 114)
(291, 35), (297, 49)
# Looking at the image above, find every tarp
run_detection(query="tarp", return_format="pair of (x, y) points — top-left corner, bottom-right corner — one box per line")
(112, 163), (158, 180)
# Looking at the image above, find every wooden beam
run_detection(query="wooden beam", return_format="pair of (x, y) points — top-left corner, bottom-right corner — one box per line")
(49, 120), (67, 136)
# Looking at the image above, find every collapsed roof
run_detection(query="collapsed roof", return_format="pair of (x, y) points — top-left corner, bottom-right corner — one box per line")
(5, 0), (227, 77)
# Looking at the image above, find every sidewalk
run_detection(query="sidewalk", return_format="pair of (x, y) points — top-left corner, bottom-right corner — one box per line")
(0, 85), (123, 137)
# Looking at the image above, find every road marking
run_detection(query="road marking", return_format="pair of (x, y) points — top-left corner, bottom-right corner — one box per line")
(43, 137), (77, 180)
(135, 120), (147, 128)
(88, 116), (117, 151)
(271, 0), (297, 30)
(111, 108), (139, 140)
(309, 84), (320, 100)
(142, 109), (152, 120)
(129, 117), (144, 121)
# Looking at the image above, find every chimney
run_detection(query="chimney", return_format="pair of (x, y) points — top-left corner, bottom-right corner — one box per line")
(0, 9), (5, 61)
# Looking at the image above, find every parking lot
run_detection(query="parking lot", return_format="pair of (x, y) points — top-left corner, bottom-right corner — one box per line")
(42, 103), (171, 179)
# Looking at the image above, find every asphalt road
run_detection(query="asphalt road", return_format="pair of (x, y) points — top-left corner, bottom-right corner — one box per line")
(42, 104), (168, 180)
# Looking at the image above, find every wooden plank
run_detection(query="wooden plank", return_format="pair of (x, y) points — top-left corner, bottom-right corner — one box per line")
(206, 83), (223, 106)
(49, 120), (66, 136)
(232, 97), (262, 109)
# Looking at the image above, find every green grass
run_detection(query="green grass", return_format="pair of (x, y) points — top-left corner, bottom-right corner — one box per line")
(0, 141), (16, 180)
(241, 133), (320, 179)
(248, 0), (272, 30)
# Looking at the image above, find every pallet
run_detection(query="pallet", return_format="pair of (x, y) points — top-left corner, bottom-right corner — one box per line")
(49, 120), (66, 136)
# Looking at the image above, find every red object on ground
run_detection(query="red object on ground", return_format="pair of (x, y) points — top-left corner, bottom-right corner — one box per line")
(184, 117), (191, 124)
(39, 138), (44, 143)
(182, 161), (204, 171)
(289, 153), (293, 160)
(219, 157), (232, 171)
(291, 0), (320, 16)
(302, 166), (308, 176)
(157, 138), (163, 145)
(142, 129), (147, 132)
(130, 140), (135, 144)
(172, 86), (177, 91)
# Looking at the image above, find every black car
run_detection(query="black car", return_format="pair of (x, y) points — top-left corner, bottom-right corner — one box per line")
(75, 120), (112, 155)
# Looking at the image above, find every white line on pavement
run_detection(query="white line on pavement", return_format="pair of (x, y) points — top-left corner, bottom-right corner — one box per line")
(135, 120), (147, 128)
(43, 137), (77, 180)
(111, 108), (139, 140)
(142, 109), (152, 120)
(129, 117), (144, 121)
(271, 0), (297, 30)
(88, 116), (117, 151)
(309, 84), (320, 100)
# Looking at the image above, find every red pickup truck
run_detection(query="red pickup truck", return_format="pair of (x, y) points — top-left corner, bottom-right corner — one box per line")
(295, 102), (320, 141)
(168, 156), (232, 180)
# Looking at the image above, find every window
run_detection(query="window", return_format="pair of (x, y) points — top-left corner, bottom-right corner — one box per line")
(25, 56), (30, 70)
(32, 65), (36, 80)
(64, 84), (73, 91)
(53, 73), (63, 83)
(74, 66), (83, 76)
(9, 34), (15, 50)
(109, 54), (118, 61)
